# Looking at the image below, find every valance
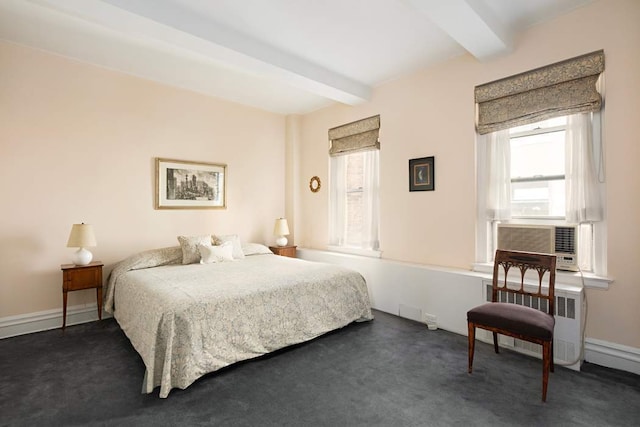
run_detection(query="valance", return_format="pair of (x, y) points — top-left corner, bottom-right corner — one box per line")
(475, 50), (604, 134)
(329, 115), (380, 156)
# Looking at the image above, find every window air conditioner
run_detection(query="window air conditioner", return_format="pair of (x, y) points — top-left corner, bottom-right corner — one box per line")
(497, 224), (579, 272)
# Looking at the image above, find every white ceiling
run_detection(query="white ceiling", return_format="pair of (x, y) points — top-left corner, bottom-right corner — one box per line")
(0, 0), (593, 114)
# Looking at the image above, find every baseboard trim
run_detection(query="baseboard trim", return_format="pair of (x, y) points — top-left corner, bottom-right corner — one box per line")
(585, 338), (640, 376)
(0, 303), (110, 339)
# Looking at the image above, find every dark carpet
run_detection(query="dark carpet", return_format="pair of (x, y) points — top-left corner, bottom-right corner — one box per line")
(1, 310), (638, 426)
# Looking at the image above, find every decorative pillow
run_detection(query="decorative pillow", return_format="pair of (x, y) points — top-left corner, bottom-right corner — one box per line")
(212, 234), (245, 259)
(241, 242), (274, 256)
(177, 235), (212, 265)
(198, 242), (234, 263)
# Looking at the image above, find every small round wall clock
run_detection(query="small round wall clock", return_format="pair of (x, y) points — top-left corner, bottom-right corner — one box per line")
(309, 176), (321, 193)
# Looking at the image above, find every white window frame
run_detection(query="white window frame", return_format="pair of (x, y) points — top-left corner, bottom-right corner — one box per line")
(328, 150), (381, 258)
(509, 121), (567, 219)
(475, 112), (610, 288)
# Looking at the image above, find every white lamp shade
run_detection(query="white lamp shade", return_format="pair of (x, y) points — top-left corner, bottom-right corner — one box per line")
(273, 218), (290, 236)
(67, 223), (97, 247)
(67, 223), (97, 265)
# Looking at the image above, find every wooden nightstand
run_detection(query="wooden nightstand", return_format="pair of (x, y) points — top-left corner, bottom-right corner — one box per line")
(269, 245), (297, 258)
(61, 261), (103, 329)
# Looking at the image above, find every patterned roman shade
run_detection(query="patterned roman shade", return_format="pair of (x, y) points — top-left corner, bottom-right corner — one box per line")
(329, 115), (380, 156)
(475, 50), (604, 135)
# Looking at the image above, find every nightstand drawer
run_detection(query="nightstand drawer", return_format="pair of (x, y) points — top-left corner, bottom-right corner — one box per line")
(65, 268), (101, 291)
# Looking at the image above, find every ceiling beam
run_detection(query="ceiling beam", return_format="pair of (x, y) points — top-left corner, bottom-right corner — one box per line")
(30, 0), (371, 105)
(407, 0), (512, 61)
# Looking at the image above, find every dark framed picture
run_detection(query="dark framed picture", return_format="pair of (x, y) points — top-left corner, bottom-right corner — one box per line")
(409, 156), (434, 192)
(155, 158), (227, 209)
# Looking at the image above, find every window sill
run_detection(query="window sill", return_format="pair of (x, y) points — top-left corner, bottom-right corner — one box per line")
(327, 246), (382, 258)
(472, 263), (613, 290)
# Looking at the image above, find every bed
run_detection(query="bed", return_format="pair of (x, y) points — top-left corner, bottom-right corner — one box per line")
(104, 243), (373, 398)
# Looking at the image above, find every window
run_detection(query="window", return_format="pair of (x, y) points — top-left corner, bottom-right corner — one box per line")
(474, 51), (606, 278)
(478, 113), (605, 274)
(509, 117), (567, 218)
(327, 115), (381, 256)
(329, 149), (380, 255)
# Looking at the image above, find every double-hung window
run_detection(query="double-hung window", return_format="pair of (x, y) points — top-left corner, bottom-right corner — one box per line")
(329, 151), (380, 252)
(482, 114), (604, 272)
(475, 51), (606, 276)
(328, 115), (381, 256)
(509, 117), (567, 218)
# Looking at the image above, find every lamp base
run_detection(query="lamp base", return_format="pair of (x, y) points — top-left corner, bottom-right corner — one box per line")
(275, 236), (288, 247)
(72, 247), (93, 265)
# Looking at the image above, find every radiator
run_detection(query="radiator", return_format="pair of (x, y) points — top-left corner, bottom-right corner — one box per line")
(477, 281), (584, 371)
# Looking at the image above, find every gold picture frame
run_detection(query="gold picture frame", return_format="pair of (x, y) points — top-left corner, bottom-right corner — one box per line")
(155, 158), (227, 209)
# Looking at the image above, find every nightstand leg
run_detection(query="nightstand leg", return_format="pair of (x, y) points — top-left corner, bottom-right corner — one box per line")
(96, 287), (103, 320)
(62, 291), (68, 330)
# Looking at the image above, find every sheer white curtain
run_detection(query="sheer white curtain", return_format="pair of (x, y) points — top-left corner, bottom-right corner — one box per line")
(329, 155), (346, 246)
(361, 150), (380, 250)
(485, 129), (512, 221)
(565, 113), (603, 223)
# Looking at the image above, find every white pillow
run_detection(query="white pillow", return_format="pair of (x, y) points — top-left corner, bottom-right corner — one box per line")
(212, 234), (245, 259)
(198, 242), (234, 263)
(241, 242), (274, 256)
(177, 235), (212, 264)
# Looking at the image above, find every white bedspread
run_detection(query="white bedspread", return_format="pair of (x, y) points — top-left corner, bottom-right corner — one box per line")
(106, 249), (373, 398)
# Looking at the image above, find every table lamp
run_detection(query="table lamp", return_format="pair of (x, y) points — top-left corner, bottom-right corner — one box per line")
(273, 218), (290, 247)
(66, 223), (97, 265)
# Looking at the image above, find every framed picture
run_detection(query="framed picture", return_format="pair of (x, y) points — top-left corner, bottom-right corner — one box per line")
(155, 158), (227, 209)
(409, 156), (434, 192)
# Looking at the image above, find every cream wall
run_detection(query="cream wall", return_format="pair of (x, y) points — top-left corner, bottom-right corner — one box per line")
(295, 0), (640, 348)
(0, 41), (285, 318)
